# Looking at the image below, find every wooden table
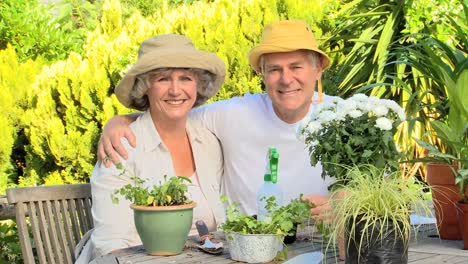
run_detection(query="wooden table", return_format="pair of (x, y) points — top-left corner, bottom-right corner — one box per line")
(91, 224), (468, 264)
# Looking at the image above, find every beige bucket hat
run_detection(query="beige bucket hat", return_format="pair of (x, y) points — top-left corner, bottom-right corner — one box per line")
(115, 34), (226, 109)
(248, 20), (331, 73)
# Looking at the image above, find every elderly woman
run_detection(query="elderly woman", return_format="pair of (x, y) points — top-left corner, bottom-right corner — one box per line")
(88, 34), (226, 259)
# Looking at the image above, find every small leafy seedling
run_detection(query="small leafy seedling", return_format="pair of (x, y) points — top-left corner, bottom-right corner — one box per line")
(221, 195), (311, 236)
(111, 167), (192, 206)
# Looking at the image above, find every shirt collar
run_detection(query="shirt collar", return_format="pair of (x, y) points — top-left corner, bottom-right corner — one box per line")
(138, 111), (202, 153)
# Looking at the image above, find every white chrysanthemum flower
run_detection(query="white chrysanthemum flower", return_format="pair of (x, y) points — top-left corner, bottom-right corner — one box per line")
(351, 93), (369, 101)
(317, 110), (337, 123)
(383, 99), (406, 121)
(295, 119), (308, 140)
(350, 93), (369, 102)
(383, 99), (399, 109)
(397, 110), (406, 121)
(368, 96), (380, 103)
(298, 114), (311, 128)
(335, 110), (347, 121)
(315, 102), (335, 113)
(306, 121), (323, 134)
(308, 110), (319, 121)
(296, 127), (306, 142)
(375, 117), (393, 131)
(368, 98), (381, 108)
(309, 140), (319, 147)
(337, 100), (358, 113)
(331, 97), (344, 104)
(357, 101), (372, 113)
(373, 105), (389, 116)
(348, 109), (363, 118)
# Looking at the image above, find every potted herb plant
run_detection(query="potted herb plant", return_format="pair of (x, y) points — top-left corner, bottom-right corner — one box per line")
(299, 93), (406, 189)
(220, 195), (311, 263)
(111, 173), (196, 256)
(326, 165), (432, 263)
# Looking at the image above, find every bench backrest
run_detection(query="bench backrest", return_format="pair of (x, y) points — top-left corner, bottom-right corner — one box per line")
(7, 184), (93, 264)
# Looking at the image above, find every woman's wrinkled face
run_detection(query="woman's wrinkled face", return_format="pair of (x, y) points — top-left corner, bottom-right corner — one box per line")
(146, 69), (197, 122)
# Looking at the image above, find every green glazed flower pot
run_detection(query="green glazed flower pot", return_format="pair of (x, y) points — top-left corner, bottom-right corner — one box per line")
(130, 202), (197, 256)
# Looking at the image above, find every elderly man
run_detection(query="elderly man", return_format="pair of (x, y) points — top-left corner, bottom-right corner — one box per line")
(98, 20), (334, 218)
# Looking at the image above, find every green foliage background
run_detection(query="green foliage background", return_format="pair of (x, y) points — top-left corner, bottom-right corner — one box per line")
(0, 0), (465, 262)
(0, 0), (345, 192)
(0, 0), (465, 192)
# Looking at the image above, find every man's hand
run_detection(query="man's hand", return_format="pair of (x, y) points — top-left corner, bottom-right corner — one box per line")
(98, 114), (138, 167)
(303, 194), (331, 223)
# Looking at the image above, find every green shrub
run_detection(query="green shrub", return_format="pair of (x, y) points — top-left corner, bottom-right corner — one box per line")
(0, 0), (99, 62)
(119, 0), (200, 18)
(22, 52), (113, 185)
(0, 45), (44, 193)
(0, 220), (22, 264)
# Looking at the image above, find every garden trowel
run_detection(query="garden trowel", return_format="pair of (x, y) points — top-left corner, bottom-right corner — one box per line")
(195, 220), (224, 255)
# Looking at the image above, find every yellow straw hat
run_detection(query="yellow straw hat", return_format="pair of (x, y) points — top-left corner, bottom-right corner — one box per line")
(115, 34), (226, 110)
(248, 20), (331, 73)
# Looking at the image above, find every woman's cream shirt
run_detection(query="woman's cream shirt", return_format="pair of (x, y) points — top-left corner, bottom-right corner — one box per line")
(90, 111), (225, 257)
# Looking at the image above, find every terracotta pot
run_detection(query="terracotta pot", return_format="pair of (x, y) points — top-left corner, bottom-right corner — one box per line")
(456, 202), (468, 250)
(426, 162), (461, 240)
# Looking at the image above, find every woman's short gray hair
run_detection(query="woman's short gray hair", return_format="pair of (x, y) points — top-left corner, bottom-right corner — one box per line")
(131, 68), (216, 111)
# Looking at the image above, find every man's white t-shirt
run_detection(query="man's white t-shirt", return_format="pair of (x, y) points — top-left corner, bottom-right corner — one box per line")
(190, 93), (334, 215)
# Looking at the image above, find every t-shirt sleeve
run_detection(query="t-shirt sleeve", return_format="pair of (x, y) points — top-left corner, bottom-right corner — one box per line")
(189, 97), (244, 140)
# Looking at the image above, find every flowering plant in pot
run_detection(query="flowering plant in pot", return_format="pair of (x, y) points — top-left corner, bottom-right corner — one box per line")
(299, 93), (406, 189)
(111, 171), (196, 256)
(220, 195), (311, 263)
(299, 94), (412, 262)
(326, 165), (433, 264)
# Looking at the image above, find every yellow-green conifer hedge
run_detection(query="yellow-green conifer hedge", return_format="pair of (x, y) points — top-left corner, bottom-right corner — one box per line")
(0, 45), (44, 193)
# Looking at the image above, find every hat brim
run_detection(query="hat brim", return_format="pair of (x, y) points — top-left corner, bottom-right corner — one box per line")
(248, 44), (331, 73)
(115, 48), (226, 110)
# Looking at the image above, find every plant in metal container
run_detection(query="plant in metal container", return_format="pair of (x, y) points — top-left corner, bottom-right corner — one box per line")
(111, 169), (196, 256)
(220, 195), (311, 263)
(326, 165), (433, 264)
